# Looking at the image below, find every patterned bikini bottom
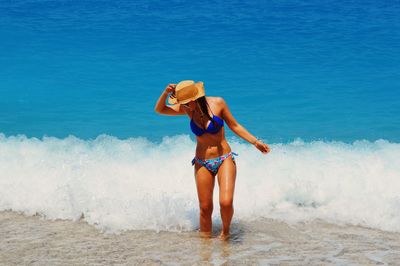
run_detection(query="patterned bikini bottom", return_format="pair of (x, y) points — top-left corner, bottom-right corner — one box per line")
(191, 152), (238, 174)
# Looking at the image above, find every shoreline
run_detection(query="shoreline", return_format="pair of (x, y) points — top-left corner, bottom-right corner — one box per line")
(1, 210), (400, 265)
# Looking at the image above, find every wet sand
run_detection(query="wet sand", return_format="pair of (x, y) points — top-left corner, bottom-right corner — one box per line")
(1, 211), (400, 265)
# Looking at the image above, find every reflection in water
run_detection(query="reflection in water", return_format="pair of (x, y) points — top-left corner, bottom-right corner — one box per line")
(197, 225), (245, 262)
(220, 240), (231, 258)
(199, 237), (213, 262)
(197, 231), (238, 263)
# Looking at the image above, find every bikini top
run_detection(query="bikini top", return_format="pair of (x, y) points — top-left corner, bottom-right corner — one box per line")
(190, 111), (224, 136)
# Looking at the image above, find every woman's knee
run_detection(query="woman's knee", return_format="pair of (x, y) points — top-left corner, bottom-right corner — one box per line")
(219, 198), (233, 209)
(199, 202), (213, 215)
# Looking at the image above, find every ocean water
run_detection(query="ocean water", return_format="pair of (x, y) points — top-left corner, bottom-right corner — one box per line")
(1, 0), (399, 142)
(1, 0), (400, 264)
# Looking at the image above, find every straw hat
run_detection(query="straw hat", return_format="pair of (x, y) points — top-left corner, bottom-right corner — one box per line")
(168, 80), (205, 105)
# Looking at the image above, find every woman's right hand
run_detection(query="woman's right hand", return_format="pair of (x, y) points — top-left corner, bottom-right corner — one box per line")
(165, 83), (176, 94)
(255, 140), (271, 154)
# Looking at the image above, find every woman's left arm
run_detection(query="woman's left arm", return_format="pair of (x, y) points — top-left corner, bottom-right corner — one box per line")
(220, 97), (270, 154)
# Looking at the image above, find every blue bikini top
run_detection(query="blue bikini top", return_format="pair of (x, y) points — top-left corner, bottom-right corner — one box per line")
(190, 112), (224, 136)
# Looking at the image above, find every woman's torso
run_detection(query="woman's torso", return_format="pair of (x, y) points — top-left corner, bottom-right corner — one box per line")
(185, 96), (231, 159)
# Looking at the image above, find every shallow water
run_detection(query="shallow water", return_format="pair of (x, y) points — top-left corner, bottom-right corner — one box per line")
(1, 211), (400, 265)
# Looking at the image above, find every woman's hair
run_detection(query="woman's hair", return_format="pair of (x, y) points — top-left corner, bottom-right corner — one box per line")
(195, 96), (218, 129)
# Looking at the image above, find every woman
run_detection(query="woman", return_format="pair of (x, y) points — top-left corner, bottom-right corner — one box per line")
(154, 80), (270, 239)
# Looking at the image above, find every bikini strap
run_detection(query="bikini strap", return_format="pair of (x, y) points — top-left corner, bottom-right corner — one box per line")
(206, 101), (215, 116)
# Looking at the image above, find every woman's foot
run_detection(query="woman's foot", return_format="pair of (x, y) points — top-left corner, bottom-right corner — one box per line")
(199, 231), (212, 238)
(218, 231), (230, 240)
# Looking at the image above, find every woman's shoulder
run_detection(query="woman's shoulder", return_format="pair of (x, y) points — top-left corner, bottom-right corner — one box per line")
(206, 96), (226, 105)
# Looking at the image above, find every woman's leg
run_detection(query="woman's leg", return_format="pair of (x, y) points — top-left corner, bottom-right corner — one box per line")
(217, 156), (237, 238)
(194, 162), (216, 236)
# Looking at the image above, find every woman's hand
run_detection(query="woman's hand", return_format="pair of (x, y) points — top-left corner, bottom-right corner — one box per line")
(255, 140), (271, 154)
(165, 83), (176, 94)
(155, 83), (178, 113)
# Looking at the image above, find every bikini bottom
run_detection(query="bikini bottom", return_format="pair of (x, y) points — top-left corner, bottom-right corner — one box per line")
(191, 152), (238, 174)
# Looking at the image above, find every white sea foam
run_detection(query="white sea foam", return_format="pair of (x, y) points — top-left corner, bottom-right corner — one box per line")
(0, 133), (399, 233)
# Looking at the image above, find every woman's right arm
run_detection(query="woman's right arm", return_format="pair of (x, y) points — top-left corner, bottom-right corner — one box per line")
(154, 83), (186, 115)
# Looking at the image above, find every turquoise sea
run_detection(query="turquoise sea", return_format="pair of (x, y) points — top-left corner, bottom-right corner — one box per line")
(1, 0), (399, 142)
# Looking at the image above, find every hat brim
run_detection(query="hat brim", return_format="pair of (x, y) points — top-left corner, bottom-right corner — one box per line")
(167, 81), (205, 105)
